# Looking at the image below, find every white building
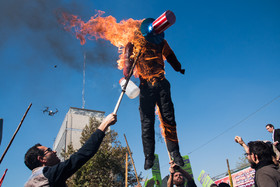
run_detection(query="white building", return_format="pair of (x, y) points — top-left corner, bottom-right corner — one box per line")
(53, 107), (105, 161)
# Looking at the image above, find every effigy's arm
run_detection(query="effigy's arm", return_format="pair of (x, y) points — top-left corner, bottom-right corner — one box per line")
(163, 40), (185, 74)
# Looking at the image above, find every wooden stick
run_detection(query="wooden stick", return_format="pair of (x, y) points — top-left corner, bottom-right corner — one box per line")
(124, 134), (141, 186)
(227, 159), (234, 187)
(164, 137), (172, 162)
(0, 103), (32, 164)
(125, 152), (128, 187)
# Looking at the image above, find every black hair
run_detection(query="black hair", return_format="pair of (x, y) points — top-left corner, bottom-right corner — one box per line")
(24, 143), (44, 170)
(210, 184), (218, 187)
(248, 141), (274, 163)
(266, 124), (274, 128)
(218, 182), (230, 187)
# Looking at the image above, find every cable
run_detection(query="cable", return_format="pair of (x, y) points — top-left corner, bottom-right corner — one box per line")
(188, 94), (280, 155)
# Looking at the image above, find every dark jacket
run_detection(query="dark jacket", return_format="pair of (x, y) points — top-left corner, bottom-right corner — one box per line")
(255, 163), (280, 187)
(274, 129), (280, 151)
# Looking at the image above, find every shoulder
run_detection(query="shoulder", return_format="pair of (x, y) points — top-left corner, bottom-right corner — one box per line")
(257, 164), (279, 175)
(25, 167), (49, 187)
(256, 165), (280, 186)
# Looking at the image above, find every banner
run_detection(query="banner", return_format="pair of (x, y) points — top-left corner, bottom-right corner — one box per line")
(198, 170), (215, 187)
(152, 154), (162, 187)
(181, 155), (194, 179)
(214, 167), (255, 187)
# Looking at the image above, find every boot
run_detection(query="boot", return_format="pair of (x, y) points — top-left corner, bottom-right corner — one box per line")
(170, 151), (184, 167)
(144, 155), (155, 170)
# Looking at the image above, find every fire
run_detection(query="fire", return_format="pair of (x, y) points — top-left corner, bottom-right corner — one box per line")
(60, 10), (144, 71)
(156, 106), (178, 142)
(60, 10), (165, 81)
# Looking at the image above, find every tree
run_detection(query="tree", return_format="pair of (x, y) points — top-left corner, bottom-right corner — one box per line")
(62, 117), (142, 187)
(235, 155), (250, 170)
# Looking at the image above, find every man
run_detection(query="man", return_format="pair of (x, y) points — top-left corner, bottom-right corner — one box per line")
(167, 162), (197, 187)
(124, 37), (185, 170)
(243, 140), (280, 187)
(266, 124), (280, 151)
(24, 113), (117, 187)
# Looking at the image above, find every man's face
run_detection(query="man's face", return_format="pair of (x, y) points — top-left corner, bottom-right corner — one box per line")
(173, 172), (185, 186)
(246, 152), (257, 169)
(266, 126), (274, 133)
(38, 146), (60, 166)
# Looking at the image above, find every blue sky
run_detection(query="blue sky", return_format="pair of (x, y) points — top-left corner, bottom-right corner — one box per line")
(0, 0), (280, 186)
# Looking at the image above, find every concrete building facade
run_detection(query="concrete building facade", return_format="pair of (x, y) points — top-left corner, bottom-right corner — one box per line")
(53, 107), (105, 161)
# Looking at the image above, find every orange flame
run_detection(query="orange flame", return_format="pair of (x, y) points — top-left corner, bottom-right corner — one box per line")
(60, 10), (166, 81)
(156, 105), (178, 142)
(60, 11), (145, 70)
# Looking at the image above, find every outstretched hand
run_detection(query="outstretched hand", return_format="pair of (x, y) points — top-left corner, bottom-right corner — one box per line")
(169, 161), (179, 174)
(103, 113), (117, 126)
(98, 113), (117, 132)
(235, 136), (245, 146)
(180, 69), (185, 74)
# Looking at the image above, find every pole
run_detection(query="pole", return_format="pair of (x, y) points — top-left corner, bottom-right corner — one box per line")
(124, 134), (141, 186)
(0, 118), (3, 146)
(125, 152), (128, 187)
(0, 103), (32, 164)
(113, 49), (142, 114)
(227, 159), (234, 187)
(164, 137), (172, 162)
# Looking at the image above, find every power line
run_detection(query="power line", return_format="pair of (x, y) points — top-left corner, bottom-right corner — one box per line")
(188, 94), (280, 155)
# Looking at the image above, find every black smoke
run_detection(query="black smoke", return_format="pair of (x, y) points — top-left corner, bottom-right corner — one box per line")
(0, 0), (117, 69)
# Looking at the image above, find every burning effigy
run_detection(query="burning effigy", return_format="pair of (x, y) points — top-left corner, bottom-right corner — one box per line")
(60, 10), (185, 170)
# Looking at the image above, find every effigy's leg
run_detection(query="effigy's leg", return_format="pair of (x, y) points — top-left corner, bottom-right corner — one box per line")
(157, 79), (184, 166)
(139, 81), (157, 170)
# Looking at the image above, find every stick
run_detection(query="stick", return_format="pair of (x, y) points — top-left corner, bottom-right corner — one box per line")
(125, 152), (128, 187)
(0, 103), (32, 164)
(113, 49), (142, 114)
(124, 134), (141, 186)
(227, 159), (234, 187)
(164, 137), (172, 162)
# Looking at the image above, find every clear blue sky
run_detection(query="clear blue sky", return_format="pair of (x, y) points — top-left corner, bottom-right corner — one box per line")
(0, 0), (280, 186)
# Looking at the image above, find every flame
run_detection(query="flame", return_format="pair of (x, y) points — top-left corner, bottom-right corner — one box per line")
(60, 11), (144, 68)
(155, 105), (178, 142)
(60, 10), (166, 81)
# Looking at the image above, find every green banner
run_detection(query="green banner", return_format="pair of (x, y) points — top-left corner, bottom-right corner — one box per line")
(180, 155), (194, 186)
(181, 155), (194, 179)
(198, 170), (215, 187)
(151, 154), (162, 187)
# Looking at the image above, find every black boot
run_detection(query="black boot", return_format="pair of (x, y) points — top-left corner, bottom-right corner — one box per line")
(144, 155), (155, 170)
(171, 151), (184, 167)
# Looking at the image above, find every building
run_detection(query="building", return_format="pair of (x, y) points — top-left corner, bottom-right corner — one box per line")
(53, 107), (105, 161)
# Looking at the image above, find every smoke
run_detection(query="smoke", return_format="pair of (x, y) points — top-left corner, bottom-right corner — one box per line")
(0, 0), (117, 69)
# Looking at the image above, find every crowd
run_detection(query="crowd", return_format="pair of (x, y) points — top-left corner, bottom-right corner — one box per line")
(23, 110), (280, 187)
(232, 123), (280, 187)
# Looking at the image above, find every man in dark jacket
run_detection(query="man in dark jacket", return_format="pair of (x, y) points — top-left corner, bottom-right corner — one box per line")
(124, 38), (185, 170)
(266, 124), (280, 152)
(24, 113), (117, 187)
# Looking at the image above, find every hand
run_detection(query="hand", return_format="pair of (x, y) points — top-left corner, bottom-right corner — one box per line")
(235, 136), (245, 146)
(169, 161), (179, 174)
(98, 113), (117, 132)
(273, 141), (279, 146)
(104, 113), (117, 126)
(180, 69), (185, 74)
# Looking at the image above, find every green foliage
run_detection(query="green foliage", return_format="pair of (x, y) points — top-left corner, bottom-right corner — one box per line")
(65, 117), (142, 187)
(235, 154), (250, 170)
